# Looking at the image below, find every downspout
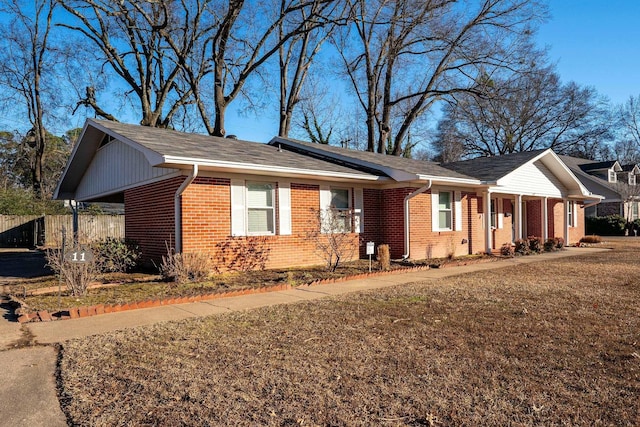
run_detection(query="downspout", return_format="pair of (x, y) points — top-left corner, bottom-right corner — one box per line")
(402, 180), (432, 260)
(174, 164), (199, 253)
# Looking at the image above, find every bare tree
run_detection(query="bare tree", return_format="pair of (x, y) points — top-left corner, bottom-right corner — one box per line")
(0, 0), (57, 197)
(277, 1), (344, 137)
(208, 0), (338, 137)
(59, 0), (194, 128)
(335, 0), (545, 155)
(307, 207), (358, 271)
(433, 65), (612, 160)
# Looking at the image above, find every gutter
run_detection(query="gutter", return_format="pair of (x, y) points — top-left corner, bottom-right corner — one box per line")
(402, 180), (432, 259)
(174, 164), (199, 253)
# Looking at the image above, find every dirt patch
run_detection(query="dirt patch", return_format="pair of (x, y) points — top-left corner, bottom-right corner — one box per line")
(57, 244), (639, 426)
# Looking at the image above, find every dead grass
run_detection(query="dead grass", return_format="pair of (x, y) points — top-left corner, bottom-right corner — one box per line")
(58, 242), (639, 425)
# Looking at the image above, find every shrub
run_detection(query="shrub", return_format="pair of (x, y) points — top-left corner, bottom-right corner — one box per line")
(585, 215), (626, 236)
(528, 236), (543, 253)
(500, 243), (515, 257)
(307, 208), (358, 272)
(580, 235), (602, 244)
(543, 239), (557, 252)
(554, 237), (565, 249)
(159, 244), (211, 284)
(514, 239), (530, 255)
(46, 245), (98, 297)
(377, 244), (391, 271)
(93, 237), (141, 273)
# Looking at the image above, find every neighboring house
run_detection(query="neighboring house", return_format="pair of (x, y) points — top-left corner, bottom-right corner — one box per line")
(560, 156), (640, 221)
(55, 120), (601, 270)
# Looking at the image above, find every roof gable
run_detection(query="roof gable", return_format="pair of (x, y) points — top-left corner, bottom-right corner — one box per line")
(443, 150), (596, 199)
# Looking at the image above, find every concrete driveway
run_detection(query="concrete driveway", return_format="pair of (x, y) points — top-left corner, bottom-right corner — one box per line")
(0, 249), (52, 285)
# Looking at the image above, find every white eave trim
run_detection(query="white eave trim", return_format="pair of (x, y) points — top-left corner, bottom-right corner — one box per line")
(160, 155), (383, 181)
(416, 174), (480, 185)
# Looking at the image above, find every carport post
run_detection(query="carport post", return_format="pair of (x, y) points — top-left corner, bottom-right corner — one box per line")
(71, 200), (79, 244)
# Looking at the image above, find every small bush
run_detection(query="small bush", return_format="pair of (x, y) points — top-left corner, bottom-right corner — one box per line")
(500, 243), (515, 257)
(46, 245), (98, 297)
(543, 239), (557, 252)
(93, 238), (141, 273)
(528, 236), (543, 254)
(514, 239), (530, 255)
(580, 235), (602, 244)
(377, 244), (390, 271)
(159, 244), (211, 284)
(554, 237), (565, 249)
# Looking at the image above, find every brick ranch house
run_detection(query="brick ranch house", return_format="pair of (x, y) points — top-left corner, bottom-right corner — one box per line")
(54, 120), (602, 270)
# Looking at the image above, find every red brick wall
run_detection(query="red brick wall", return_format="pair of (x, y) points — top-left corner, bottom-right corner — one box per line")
(407, 191), (472, 259)
(468, 194), (483, 254)
(360, 188), (383, 257)
(380, 188), (413, 258)
(569, 202), (585, 244)
(181, 177), (231, 253)
(550, 199), (563, 240)
(131, 178), (361, 270)
(526, 200), (543, 238)
(125, 176), (184, 263)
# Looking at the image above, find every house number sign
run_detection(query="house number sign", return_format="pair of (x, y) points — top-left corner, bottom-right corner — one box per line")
(64, 246), (94, 263)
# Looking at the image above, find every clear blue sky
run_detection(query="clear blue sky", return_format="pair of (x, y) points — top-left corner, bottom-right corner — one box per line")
(536, 0), (640, 105)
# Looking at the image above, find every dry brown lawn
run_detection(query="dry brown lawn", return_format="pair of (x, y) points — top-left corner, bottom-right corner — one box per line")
(58, 241), (639, 426)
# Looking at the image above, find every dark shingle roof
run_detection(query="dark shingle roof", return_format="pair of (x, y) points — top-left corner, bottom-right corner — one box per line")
(90, 120), (377, 177)
(578, 160), (617, 171)
(440, 150), (546, 182)
(272, 137), (477, 181)
(559, 155), (621, 199)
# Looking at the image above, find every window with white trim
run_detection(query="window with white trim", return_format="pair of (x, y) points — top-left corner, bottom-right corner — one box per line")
(608, 169), (617, 183)
(246, 182), (275, 234)
(629, 174), (636, 185)
(633, 202), (639, 220)
(438, 191), (452, 230)
(490, 199), (497, 229)
(567, 201), (574, 227)
(330, 188), (351, 232)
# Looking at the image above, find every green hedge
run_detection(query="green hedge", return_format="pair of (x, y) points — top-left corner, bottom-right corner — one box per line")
(585, 215), (626, 236)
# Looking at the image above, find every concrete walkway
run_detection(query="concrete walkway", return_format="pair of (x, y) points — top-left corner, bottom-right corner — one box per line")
(0, 246), (609, 426)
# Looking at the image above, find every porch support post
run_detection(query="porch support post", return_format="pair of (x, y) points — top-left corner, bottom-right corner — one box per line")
(563, 199), (570, 246)
(484, 191), (492, 254)
(514, 195), (523, 241)
(542, 197), (549, 240)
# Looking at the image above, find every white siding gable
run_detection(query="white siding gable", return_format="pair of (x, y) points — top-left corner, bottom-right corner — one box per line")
(75, 140), (177, 200)
(499, 160), (567, 197)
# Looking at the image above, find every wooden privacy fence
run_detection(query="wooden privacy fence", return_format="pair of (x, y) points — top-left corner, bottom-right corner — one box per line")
(0, 215), (125, 248)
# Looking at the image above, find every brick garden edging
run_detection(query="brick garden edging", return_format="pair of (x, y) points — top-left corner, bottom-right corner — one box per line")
(14, 264), (437, 324)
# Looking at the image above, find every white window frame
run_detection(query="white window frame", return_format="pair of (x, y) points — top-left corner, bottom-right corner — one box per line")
(567, 201), (575, 228)
(633, 202), (639, 220)
(629, 174), (636, 186)
(329, 187), (352, 233)
(438, 191), (453, 231)
(608, 169), (617, 183)
(246, 181), (276, 235)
